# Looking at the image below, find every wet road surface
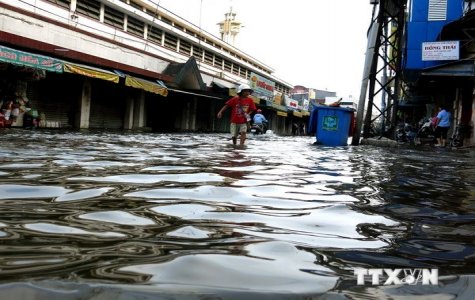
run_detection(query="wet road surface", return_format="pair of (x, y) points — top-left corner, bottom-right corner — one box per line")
(0, 130), (474, 299)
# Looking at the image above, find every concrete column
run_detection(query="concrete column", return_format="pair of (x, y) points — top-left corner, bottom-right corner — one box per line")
(190, 97), (197, 131)
(133, 92), (146, 128)
(180, 102), (189, 130)
(77, 79), (91, 129)
(124, 95), (134, 130)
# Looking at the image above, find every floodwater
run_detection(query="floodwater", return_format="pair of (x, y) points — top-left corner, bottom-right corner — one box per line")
(0, 129), (474, 299)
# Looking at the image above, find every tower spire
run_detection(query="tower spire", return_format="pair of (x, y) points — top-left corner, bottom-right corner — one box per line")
(217, 2), (242, 45)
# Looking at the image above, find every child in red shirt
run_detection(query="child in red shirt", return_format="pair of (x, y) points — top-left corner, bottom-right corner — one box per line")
(217, 84), (257, 146)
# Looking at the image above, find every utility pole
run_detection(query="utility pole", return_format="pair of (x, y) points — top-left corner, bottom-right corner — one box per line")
(352, 0), (407, 145)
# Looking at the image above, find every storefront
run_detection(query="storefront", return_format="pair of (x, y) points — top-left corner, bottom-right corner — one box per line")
(0, 44), (63, 128)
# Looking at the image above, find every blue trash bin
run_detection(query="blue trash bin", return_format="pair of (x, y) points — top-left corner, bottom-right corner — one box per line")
(309, 106), (354, 146)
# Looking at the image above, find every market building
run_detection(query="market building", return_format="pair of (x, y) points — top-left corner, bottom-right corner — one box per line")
(0, 0), (308, 134)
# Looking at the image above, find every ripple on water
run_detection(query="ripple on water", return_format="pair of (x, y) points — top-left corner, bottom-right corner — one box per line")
(0, 184), (72, 200)
(24, 222), (125, 238)
(0, 132), (473, 298)
(119, 241), (338, 294)
(54, 188), (113, 202)
(67, 173), (226, 184)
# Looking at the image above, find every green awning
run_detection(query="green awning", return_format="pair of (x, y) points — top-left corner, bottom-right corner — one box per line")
(0, 45), (62, 73)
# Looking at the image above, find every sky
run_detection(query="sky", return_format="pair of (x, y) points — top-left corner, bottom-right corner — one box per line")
(158, 0), (374, 98)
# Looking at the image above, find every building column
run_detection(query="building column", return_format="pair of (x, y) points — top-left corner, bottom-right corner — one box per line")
(190, 97), (197, 131)
(77, 79), (91, 129)
(124, 95), (134, 130)
(180, 98), (197, 131)
(133, 92), (146, 129)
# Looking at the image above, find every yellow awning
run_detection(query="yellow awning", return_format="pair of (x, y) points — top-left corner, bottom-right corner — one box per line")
(293, 111), (303, 118)
(125, 75), (168, 96)
(63, 63), (119, 83)
(276, 111), (288, 117)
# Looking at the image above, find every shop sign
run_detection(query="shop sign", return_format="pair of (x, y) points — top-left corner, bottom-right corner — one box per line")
(0, 45), (63, 73)
(303, 99), (310, 111)
(273, 93), (283, 105)
(249, 72), (275, 100)
(285, 95), (299, 109)
(422, 41), (459, 61)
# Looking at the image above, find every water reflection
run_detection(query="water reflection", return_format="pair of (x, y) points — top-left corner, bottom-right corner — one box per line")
(0, 129), (474, 298)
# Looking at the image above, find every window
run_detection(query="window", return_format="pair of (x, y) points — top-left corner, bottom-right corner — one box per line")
(148, 26), (163, 44)
(204, 51), (214, 65)
(76, 0), (100, 20)
(239, 66), (247, 78)
(179, 40), (191, 55)
(127, 16), (144, 37)
(175, 23), (184, 32)
(128, 0), (142, 11)
(215, 56), (224, 69)
(223, 59), (231, 72)
(45, 0), (70, 10)
(164, 32), (178, 50)
(160, 16), (173, 25)
(192, 46), (203, 61)
(231, 63), (239, 75)
(104, 6), (125, 30)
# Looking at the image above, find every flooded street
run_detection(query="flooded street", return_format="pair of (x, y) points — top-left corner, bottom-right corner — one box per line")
(0, 130), (474, 299)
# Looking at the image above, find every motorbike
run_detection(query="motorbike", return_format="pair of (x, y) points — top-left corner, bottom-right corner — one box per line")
(395, 122), (417, 144)
(415, 117), (436, 145)
(250, 122), (268, 135)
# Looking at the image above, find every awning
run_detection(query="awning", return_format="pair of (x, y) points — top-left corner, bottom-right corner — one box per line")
(0, 45), (62, 73)
(125, 75), (168, 96)
(270, 103), (288, 112)
(63, 63), (119, 83)
(167, 88), (222, 99)
(420, 60), (475, 77)
(293, 111), (303, 118)
(212, 78), (235, 88)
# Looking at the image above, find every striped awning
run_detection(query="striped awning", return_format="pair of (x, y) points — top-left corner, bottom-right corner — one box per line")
(125, 75), (168, 96)
(63, 63), (119, 83)
(0, 45), (62, 73)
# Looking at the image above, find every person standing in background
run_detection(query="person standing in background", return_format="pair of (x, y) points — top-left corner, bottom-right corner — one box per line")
(434, 105), (451, 147)
(217, 84), (257, 146)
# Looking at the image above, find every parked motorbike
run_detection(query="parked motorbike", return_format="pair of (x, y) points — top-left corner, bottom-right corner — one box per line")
(250, 122), (267, 135)
(415, 117), (436, 145)
(395, 122), (416, 144)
